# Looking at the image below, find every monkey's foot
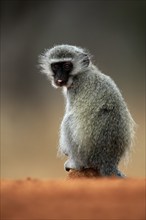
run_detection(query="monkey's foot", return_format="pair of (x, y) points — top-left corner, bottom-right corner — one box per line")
(116, 170), (126, 178)
(64, 159), (73, 171)
(64, 159), (87, 172)
(100, 168), (126, 178)
(64, 159), (79, 172)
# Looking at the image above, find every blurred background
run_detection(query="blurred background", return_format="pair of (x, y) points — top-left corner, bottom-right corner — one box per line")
(1, 0), (145, 179)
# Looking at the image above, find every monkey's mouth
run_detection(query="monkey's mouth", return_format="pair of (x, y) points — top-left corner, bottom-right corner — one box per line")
(55, 79), (68, 87)
(54, 76), (73, 88)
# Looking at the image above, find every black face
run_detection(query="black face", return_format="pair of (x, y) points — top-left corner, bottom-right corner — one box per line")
(51, 61), (73, 86)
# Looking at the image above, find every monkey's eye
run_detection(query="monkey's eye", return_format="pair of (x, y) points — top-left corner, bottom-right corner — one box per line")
(63, 62), (73, 72)
(51, 63), (59, 72)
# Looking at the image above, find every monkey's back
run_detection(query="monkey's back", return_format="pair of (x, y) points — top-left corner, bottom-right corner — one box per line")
(63, 68), (135, 167)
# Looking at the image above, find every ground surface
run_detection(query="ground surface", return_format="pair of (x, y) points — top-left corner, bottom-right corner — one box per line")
(1, 172), (145, 220)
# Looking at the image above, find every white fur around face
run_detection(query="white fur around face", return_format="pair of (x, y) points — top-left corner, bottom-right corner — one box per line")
(39, 44), (91, 79)
(39, 45), (91, 89)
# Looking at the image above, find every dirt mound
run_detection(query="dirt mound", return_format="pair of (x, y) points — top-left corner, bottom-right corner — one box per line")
(1, 176), (145, 220)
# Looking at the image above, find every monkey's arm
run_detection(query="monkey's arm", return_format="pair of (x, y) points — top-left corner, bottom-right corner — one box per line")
(59, 113), (76, 157)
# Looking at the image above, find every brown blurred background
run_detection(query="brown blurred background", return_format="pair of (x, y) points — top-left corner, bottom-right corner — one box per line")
(1, 0), (145, 179)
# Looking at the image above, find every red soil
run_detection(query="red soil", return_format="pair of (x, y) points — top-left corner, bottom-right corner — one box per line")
(1, 172), (145, 220)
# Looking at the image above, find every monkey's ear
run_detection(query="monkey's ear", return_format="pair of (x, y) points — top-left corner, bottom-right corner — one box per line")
(82, 53), (90, 67)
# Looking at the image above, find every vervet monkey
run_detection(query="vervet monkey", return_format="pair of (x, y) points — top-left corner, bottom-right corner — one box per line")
(39, 44), (135, 177)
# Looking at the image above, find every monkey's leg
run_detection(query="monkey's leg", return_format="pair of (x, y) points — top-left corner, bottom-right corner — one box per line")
(93, 109), (126, 178)
(89, 153), (124, 177)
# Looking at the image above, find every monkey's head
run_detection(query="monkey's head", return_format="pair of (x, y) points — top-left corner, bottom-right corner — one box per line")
(39, 45), (91, 88)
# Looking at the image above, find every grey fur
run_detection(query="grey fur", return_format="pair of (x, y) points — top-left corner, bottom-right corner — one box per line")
(39, 44), (136, 177)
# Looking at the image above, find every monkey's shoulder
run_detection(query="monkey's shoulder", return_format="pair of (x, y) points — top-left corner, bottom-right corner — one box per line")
(75, 71), (123, 106)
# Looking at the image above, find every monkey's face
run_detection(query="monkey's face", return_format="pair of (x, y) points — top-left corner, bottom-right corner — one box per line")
(50, 61), (74, 88)
(39, 45), (91, 88)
